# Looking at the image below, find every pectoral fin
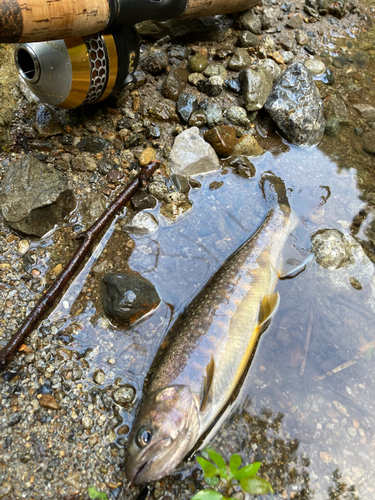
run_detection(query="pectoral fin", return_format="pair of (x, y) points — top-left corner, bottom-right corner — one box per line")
(278, 245), (313, 280)
(200, 355), (215, 412)
(258, 292), (280, 332)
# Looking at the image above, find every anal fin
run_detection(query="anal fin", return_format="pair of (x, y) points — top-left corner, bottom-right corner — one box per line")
(258, 292), (280, 332)
(200, 355), (215, 412)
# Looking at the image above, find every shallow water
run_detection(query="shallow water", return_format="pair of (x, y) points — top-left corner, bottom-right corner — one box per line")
(28, 139), (375, 499)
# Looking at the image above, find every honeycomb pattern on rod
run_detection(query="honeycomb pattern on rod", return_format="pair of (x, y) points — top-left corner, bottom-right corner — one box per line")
(82, 33), (108, 104)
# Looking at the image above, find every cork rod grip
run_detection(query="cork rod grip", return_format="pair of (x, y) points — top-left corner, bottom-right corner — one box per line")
(0, 0), (110, 43)
(182, 0), (260, 17)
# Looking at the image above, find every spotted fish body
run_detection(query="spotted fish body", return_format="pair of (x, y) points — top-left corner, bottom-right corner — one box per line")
(125, 174), (327, 484)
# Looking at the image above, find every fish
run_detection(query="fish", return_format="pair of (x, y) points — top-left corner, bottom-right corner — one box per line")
(124, 172), (329, 484)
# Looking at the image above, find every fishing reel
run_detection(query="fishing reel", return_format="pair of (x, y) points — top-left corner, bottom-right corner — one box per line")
(15, 27), (139, 109)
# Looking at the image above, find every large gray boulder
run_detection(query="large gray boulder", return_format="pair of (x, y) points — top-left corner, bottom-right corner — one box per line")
(264, 62), (325, 146)
(0, 156), (75, 237)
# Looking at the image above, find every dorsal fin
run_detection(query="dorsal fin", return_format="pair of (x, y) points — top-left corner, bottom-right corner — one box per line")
(200, 355), (215, 412)
(258, 292), (280, 332)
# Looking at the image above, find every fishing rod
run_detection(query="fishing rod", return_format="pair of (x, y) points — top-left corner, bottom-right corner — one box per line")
(0, 0), (259, 108)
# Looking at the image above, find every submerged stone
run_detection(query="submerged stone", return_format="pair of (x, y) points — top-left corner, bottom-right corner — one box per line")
(264, 62), (325, 146)
(122, 212), (159, 235)
(101, 273), (160, 325)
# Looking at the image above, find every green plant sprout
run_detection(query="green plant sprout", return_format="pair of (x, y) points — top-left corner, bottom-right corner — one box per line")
(192, 448), (274, 499)
(87, 486), (109, 500)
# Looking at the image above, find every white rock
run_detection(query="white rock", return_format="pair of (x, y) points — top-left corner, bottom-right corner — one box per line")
(305, 58), (326, 75)
(169, 127), (220, 176)
(123, 212), (159, 235)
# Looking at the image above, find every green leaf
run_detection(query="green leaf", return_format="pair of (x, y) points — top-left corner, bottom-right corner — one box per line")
(191, 490), (224, 500)
(234, 462), (261, 480)
(364, 344), (374, 361)
(240, 477), (274, 495)
(205, 476), (220, 487)
(87, 487), (109, 500)
(204, 448), (227, 477)
(197, 457), (220, 478)
(229, 453), (242, 476)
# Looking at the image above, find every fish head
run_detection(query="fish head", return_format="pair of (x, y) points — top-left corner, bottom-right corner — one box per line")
(124, 385), (200, 484)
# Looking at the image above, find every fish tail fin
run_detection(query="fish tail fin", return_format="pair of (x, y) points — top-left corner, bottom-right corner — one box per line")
(259, 171), (330, 219)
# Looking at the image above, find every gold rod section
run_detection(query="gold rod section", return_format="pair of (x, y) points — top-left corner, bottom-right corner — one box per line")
(182, 0), (260, 18)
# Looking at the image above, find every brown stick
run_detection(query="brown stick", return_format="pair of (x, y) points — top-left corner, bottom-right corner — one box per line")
(299, 307), (313, 376)
(0, 161), (159, 371)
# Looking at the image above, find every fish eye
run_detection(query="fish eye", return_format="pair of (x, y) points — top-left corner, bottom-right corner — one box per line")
(136, 427), (152, 448)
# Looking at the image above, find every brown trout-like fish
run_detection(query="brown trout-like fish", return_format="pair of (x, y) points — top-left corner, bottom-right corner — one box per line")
(124, 173), (328, 484)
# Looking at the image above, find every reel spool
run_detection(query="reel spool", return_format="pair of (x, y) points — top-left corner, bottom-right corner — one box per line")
(15, 27), (139, 109)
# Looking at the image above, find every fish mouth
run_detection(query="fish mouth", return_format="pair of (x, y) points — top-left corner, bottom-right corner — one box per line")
(133, 459), (151, 485)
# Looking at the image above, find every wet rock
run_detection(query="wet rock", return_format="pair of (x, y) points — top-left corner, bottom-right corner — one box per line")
(148, 180), (169, 201)
(258, 35), (275, 58)
(353, 51), (370, 69)
(80, 193), (107, 228)
(169, 45), (188, 59)
(326, 96), (350, 124)
(226, 156), (256, 178)
(225, 78), (242, 93)
(325, 117), (340, 137)
(143, 47), (169, 75)
(262, 7), (277, 30)
(189, 53), (208, 73)
(197, 76), (224, 97)
(162, 67), (189, 101)
(203, 64), (226, 80)
(311, 229), (352, 269)
(189, 110), (207, 127)
(101, 272), (160, 325)
(226, 106), (250, 127)
(228, 49), (252, 71)
(149, 100), (179, 123)
(258, 59), (282, 82)
(204, 126), (237, 157)
(177, 93), (198, 123)
(93, 369), (106, 385)
(33, 105), (64, 138)
(77, 137), (110, 153)
(136, 17), (223, 42)
(363, 131), (375, 155)
(239, 67), (273, 111)
(278, 33), (295, 51)
(39, 394), (61, 410)
(287, 13), (303, 29)
(0, 481), (12, 498)
(232, 135), (263, 156)
(280, 50), (294, 64)
(327, 0), (348, 18)
(304, 58), (326, 75)
(295, 30), (310, 45)
(113, 385), (136, 406)
(131, 190), (157, 211)
(265, 62), (325, 146)
(323, 68), (335, 85)
(0, 156), (75, 237)
(238, 31), (259, 48)
(160, 200), (192, 221)
(171, 173), (190, 193)
(146, 126), (161, 139)
(209, 181), (223, 190)
(122, 212), (158, 235)
(235, 9), (262, 35)
(206, 104), (224, 128)
(169, 126), (220, 176)
(82, 416), (94, 430)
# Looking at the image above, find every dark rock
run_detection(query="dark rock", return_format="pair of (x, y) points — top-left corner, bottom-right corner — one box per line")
(327, 0), (348, 18)
(264, 62), (325, 146)
(353, 51), (370, 69)
(107, 169), (124, 182)
(171, 173), (190, 193)
(189, 53), (208, 73)
(224, 78), (242, 93)
(227, 156), (256, 178)
(117, 117), (132, 130)
(136, 17), (224, 42)
(143, 47), (169, 75)
(177, 93), (198, 123)
(209, 181), (223, 190)
(215, 42), (235, 59)
(325, 117), (340, 137)
(332, 55), (349, 68)
(131, 190), (157, 210)
(124, 133), (144, 149)
(239, 67), (273, 111)
(147, 126), (161, 139)
(0, 156), (76, 237)
(101, 272), (160, 325)
(196, 76), (224, 97)
(162, 67), (189, 101)
(323, 68), (335, 85)
(238, 30), (260, 48)
(77, 137), (110, 153)
(29, 140), (54, 152)
(169, 45), (188, 59)
(33, 105), (64, 139)
(60, 135), (74, 146)
(304, 45), (316, 55)
(204, 125), (237, 157)
(36, 382), (53, 395)
(149, 100), (180, 123)
(97, 158), (114, 175)
(235, 9), (262, 34)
